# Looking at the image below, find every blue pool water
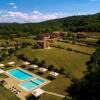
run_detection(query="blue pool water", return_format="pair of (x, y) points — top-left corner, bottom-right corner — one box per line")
(20, 77), (45, 91)
(33, 78), (45, 85)
(7, 68), (32, 81)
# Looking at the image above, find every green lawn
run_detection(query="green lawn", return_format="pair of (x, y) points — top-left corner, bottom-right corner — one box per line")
(78, 38), (98, 43)
(52, 42), (95, 54)
(0, 85), (19, 100)
(77, 38), (98, 45)
(40, 94), (63, 100)
(17, 47), (91, 78)
(43, 75), (71, 95)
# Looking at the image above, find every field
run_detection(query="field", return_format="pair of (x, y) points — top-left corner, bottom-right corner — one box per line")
(52, 42), (95, 54)
(76, 38), (98, 45)
(78, 38), (98, 43)
(0, 85), (19, 100)
(0, 42), (96, 100)
(16, 46), (94, 78)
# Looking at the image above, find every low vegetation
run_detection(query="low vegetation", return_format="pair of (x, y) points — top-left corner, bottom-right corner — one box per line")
(66, 42), (100, 100)
(0, 13), (100, 37)
(16, 46), (92, 78)
(0, 86), (19, 100)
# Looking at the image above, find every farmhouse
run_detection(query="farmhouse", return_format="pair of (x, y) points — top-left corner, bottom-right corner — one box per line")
(36, 32), (66, 49)
(77, 32), (89, 38)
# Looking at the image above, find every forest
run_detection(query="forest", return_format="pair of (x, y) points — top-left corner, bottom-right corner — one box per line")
(0, 13), (100, 36)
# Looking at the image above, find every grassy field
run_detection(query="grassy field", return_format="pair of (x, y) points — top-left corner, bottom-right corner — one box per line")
(16, 47), (92, 78)
(52, 42), (95, 54)
(76, 38), (98, 45)
(40, 94), (63, 100)
(0, 85), (63, 100)
(78, 38), (98, 43)
(43, 75), (71, 95)
(0, 85), (19, 100)
(0, 42), (95, 100)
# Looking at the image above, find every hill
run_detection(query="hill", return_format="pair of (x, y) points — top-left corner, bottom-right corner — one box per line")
(0, 13), (100, 36)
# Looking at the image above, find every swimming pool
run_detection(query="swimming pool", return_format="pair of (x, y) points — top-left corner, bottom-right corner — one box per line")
(20, 77), (45, 91)
(7, 68), (32, 81)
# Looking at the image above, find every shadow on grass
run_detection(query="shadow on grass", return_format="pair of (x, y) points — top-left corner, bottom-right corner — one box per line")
(36, 72), (44, 75)
(26, 94), (40, 100)
(46, 76), (55, 81)
(27, 68), (35, 72)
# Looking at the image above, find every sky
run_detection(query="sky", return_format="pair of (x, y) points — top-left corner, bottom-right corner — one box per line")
(0, 0), (100, 23)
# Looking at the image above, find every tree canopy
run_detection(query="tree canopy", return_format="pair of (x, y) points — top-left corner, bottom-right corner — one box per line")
(0, 13), (100, 37)
(67, 43), (100, 100)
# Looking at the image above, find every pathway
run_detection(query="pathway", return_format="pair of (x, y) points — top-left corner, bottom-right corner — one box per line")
(45, 91), (65, 98)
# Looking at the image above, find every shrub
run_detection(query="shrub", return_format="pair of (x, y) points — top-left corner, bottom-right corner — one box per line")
(48, 64), (54, 71)
(59, 68), (65, 74)
(66, 48), (73, 51)
(53, 68), (59, 72)
(33, 58), (39, 65)
(39, 60), (46, 67)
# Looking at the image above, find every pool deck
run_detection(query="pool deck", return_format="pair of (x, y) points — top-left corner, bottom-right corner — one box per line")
(3, 67), (51, 100)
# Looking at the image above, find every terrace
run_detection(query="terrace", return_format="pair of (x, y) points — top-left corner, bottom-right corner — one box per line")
(3, 67), (50, 100)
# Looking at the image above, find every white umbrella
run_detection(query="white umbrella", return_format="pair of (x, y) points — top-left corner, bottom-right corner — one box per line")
(8, 62), (15, 65)
(39, 68), (47, 72)
(23, 62), (30, 65)
(30, 64), (38, 68)
(0, 69), (4, 74)
(50, 71), (59, 77)
(0, 64), (5, 67)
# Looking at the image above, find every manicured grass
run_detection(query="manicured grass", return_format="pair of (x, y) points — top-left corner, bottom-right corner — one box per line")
(26, 93), (63, 100)
(78, 38), (98, 43)
(53, 42), (95, 54)
(40, 94), (63, 100)
(77, 38), (98, 45)
(43, 75), (71, 95)
(0, 85), (19, 100)
(17, 47), (91, 78)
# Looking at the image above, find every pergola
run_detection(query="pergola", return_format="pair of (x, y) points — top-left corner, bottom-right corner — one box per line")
(31, 88), (45, 97)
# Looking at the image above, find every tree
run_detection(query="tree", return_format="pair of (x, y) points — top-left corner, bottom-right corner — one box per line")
(39, 60), (46, 67)
(17, 54), (28, 61)
(1, 53), (8, 60)
(59, 67), (65, 74)
(53, 68), (59, 72)
(33, 43), (40, 49)
(67, 46), (100, 100)
(8, 48), (15, 55)
(33, 58), (39, 65)
(63, 96), (72, 100)
(48, 64), (54, 71)
(67, 32), (73, 39)
(96, 39), (100, 45)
